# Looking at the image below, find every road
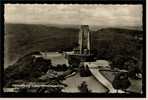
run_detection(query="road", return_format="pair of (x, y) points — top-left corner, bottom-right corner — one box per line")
(84, 61), (125, 93)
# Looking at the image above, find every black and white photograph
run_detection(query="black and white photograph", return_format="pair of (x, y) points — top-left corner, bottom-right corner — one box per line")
(2, 4), (145, 97)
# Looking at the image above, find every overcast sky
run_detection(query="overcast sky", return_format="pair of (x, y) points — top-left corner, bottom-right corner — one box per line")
(5, 4), (142, 27)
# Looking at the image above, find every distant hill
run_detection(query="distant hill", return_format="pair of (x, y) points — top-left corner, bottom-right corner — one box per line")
(5, 23), (79, 67)
(119, 26), (143, 31)
(91, 27), (143, 60)
(4, 23), (143, 68)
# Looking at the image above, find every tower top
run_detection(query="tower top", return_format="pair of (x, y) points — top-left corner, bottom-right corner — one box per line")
(80, 25), (89, 29)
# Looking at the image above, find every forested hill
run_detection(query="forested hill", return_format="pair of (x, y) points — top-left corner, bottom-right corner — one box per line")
(5, 23), (79, 67)
(5, 23), (143, 68)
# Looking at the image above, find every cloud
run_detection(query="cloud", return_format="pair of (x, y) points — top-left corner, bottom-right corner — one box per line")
(5, 4), (142, 26)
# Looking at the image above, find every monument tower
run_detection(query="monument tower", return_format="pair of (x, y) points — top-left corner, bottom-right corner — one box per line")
(79, 25), (91, 54)
(65, 25), (95, 64)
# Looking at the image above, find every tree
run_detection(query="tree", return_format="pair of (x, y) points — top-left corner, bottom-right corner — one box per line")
(4, 54), (51, 87)
(124, 58), (141, 79)
(112, 55), (126, 69)
(78, 81), (91, 93)
(68, 56), (80, 67)
(112, 72), (131, 93)
(61, 64), (68, 71)
(80, 65), (85, 77)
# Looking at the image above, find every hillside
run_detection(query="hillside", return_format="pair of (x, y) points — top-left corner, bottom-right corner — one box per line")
(92, 28), (143, 59)
(4, 23), (143, 68)
(5, 23), (79, 67)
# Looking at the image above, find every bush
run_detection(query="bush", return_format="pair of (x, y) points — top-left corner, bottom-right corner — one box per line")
(112, 72), (131, 91)
(4, 54), (51, 87)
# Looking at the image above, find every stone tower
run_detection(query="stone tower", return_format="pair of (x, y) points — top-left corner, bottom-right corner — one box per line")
(79, 25), (91, 54)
